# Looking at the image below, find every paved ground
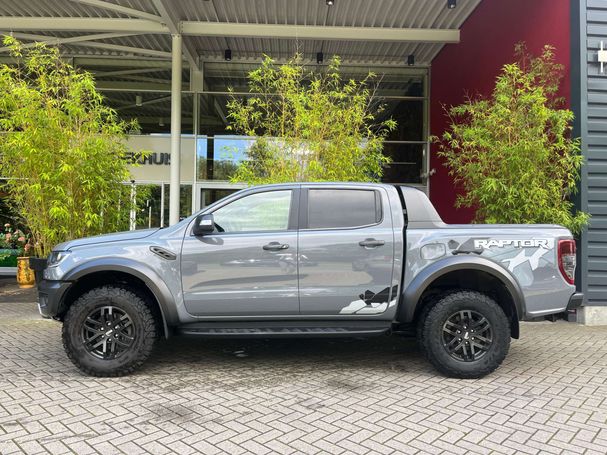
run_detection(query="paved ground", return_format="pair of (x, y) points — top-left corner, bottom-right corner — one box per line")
(1, 279), (607, 454)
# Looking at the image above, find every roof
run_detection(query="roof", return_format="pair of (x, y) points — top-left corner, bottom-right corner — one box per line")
(0, 0), (482, 130)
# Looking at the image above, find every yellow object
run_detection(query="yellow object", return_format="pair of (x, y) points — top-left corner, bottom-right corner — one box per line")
(16, 257), (35, 289)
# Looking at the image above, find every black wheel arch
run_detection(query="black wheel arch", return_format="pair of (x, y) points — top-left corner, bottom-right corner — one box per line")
(399, 256), (524, 339)
(58, 259), (178, 338)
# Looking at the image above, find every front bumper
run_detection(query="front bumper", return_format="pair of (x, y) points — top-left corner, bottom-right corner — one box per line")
(566, 292), (584, 311)
(37, 279), (71, 319)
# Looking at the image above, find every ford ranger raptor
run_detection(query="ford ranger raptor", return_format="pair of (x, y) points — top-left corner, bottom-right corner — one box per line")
(37, 183), (582, 378)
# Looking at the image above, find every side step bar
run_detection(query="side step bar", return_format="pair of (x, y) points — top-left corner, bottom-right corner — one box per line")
(176, 321), (392, 338)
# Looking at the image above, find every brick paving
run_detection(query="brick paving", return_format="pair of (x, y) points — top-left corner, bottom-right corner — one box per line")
(1, 281), (607, 454)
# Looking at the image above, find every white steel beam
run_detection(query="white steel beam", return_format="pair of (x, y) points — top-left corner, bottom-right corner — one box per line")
(0, 32), (171, 57)
(168, 34), (182, 226)
(67, 0), (162, 22)
(93, 67), (168, 77)
(181, 22), (460, 43)
(0, 32), (137, 52)
(74, 57), (183, 68)
(95, 80), (187, 91)
(0, 18), (459, 44)
(0, 17), (167, 33)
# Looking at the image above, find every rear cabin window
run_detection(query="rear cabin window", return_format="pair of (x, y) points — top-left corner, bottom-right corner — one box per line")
(307, 189), (380, 229)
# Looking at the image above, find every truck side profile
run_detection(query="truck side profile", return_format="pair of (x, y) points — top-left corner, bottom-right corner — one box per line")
(37, 183), (582, 378)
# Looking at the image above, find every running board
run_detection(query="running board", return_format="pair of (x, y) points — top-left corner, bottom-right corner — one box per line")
(176, 321), (391, 338)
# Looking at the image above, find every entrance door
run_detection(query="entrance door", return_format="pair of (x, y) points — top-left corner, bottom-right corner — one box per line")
(182, 188), (299, 316)
(298, 186), (396, 315)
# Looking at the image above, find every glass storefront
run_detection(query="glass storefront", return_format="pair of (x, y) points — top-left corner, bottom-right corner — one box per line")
(123, 62), (429, 228)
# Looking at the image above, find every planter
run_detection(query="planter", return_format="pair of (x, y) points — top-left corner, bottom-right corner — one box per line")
(29, 257), (48, 285)
(16, 256), (35, 288)
(0, 248), (20, 267)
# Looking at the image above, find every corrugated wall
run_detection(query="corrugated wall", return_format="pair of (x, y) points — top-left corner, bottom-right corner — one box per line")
(580, 0), (607, 305)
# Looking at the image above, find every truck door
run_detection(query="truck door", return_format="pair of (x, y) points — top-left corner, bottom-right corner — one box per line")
(181, 188), (300, 316)
(298, 186), (396, 315)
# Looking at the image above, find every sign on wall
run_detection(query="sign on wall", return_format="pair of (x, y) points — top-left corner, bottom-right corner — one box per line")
(127, 135), (196, 184)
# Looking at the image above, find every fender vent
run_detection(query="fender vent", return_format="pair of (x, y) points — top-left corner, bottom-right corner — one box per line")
(150, 246), (177, 261)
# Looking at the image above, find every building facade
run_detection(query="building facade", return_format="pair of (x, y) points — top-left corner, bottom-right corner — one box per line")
(0, 0), (605, 319)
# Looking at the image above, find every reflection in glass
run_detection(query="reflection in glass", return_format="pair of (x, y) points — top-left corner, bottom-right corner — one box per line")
(212, 190), (291, 232)
(197, 135), (254, 181)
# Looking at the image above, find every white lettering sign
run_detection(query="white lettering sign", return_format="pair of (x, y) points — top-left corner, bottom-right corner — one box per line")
(473, 239), (553, 249)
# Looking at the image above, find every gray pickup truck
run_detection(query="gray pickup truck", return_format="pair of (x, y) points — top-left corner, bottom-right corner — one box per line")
(38, 183), (582, 378)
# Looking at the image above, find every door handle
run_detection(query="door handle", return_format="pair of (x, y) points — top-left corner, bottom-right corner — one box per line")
(263, 242), (289, 251)
(359, 238), (385, 248)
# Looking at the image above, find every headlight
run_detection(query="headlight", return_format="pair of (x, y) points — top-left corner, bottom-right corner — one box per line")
(47, 250), (70, 267)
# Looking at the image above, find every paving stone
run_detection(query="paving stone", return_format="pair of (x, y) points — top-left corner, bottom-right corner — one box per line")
(0, 298), (606, 454)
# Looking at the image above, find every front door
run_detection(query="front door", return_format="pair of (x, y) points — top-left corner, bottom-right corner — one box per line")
(298, 186), (396, 315)
(182, 188), (299, 316)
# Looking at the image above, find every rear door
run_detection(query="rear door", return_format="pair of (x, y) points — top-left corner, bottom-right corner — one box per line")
(298, 185), (396, 315)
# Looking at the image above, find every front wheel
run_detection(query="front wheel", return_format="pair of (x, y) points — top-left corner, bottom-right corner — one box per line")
(418, 291), (510, 379)
(62, 286), (157, 377)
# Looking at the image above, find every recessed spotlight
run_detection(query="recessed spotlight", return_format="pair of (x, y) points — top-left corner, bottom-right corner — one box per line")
(317, 52), (324, 64)
(224, 49), (232, 61)
(407, 54), (414, 66)
(447, 0), (456, 9)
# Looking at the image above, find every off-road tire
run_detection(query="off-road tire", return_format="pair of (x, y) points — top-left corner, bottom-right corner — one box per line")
(62, 286), (157, 377)
(418, 290), (510, 379)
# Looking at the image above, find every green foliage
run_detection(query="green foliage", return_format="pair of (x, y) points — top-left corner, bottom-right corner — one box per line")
(438, 44), (589, 234)
(0, 37), (142, 257)
(226, 54), (397, 184)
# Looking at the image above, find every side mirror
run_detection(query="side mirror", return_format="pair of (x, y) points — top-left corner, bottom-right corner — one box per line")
(192, 214), (215, 236)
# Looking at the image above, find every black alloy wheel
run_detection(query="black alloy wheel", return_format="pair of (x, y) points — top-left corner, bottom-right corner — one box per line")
(441, 310), (493, 362)
(81, 306), (135, 360)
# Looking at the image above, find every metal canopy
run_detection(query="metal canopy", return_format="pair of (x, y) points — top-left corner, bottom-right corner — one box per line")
(0, 0), (481, 68)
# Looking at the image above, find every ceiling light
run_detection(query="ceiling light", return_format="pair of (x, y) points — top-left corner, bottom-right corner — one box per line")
(317, 52), (324, 64)
(447, 0), (456, 9)
(224, 49), (232, 61)
(407, 54), (414, 66)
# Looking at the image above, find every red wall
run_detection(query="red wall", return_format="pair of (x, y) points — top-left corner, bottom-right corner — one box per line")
(430, 0), (571, 223)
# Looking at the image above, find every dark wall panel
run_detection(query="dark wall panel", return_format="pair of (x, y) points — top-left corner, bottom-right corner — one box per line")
(583, 0), (607, 305)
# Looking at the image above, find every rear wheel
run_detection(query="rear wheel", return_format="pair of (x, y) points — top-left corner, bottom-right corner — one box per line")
(62, 286), (157, 377)
(418, 290), (510, 379)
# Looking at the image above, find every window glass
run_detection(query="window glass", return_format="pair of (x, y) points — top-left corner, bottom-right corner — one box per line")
(308, 189), (379, 229)
(212, 190), (291, 232)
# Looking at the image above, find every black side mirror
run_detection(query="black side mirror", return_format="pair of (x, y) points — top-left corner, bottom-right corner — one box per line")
(192, 214), (215, 236)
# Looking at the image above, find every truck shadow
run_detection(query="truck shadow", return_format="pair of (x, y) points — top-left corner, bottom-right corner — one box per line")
(140, 334), (428, 379)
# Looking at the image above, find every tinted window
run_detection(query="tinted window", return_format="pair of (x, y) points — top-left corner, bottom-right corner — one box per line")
(308, 189), (380, 229)
(212, 190), (291, 232)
